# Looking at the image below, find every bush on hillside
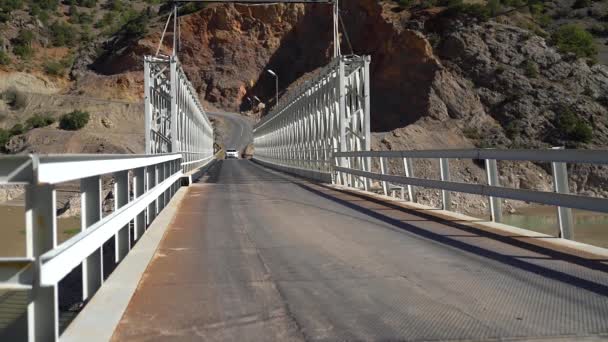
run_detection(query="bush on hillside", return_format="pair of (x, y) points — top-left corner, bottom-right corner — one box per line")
(44, 60), (64, 76)
(12, 29), (34, 59)
(32, 0), (59, 11)
(555, 107), (593, 143)
(26, 114), (55, 129)
(0, 50), (9, 65)
(3, 87), (27, 109)
(49, 21), (78, 47)
(0, 128), (9, 150)
(0, 0), (24, 13)
(443, 0), (493, 21)
(552, 24), (597, 61)
(572, 0), (591, 9)
(523, 60), (539, 78)
(59, 110), (89, 130)
(179, 2), (208, 14)
(9, 123), (24, 136)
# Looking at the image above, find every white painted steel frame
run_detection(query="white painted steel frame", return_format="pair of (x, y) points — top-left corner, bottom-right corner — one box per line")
(0, 153), (183, 341)
(334, 148), (608, 240)
(253, 55), (371, 181)
(144, 55), (214, 172)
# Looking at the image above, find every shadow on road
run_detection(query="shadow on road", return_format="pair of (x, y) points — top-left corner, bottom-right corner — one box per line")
(288, 181), (608, 298)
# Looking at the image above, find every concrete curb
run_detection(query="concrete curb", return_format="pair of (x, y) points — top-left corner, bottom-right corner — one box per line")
(60, 187), (188, 342)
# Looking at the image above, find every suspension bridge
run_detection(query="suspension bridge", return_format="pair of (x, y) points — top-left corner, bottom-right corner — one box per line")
(2, 0), (608, 341)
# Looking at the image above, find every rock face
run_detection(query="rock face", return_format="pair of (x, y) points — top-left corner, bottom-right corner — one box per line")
(437, 21), (608, 148)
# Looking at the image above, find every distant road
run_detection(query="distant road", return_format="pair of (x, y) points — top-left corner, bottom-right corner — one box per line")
(208, 112), (254, 154)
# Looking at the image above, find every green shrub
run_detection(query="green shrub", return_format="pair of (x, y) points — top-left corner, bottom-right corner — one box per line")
(26, 114), (55, 129)
(179, 2), (208, 14)
(44, 60), (64, 76)
(12, 29), (34, 59)
(572, 0), (591, 9)
(523, 60), (539, 78)
(463, 127), (482, 140)
(123, 12), (149, 38)
(555, 107), (593, 143)
(49, 21), (78, 47)
(552, 24), (597, 61)
(82, 0), (97, 7)
(444, 0), (492, 21)
(59, 110), (89, 130)
(32, 0), (59, 11)
(0, 50), (9, 65)
(0, 0), (24, 13)
(0, 128), (9, 150)
(3, 87), (27, 109)
(9, 123), (24, 136)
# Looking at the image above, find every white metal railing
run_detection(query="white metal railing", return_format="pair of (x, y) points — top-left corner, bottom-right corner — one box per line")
(253, 55), (371, 181)
(333, 148), (608, 240)
(0, 153), (185, 341)
(144, 55), (214, 173)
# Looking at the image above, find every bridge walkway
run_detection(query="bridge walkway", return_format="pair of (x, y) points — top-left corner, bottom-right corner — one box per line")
(111, 160), (608, 341)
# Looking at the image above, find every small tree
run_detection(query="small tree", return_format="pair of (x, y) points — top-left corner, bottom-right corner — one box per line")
(26, 114), (55, 129)
(3, 87), (27, 109)
(555, 107), (593, 143)
(0, 128), (9, 151)
(552, 24), (597, 61)
(59, 110), (90, 130)
(0, 50), (9, 65)
(9, 123), (24, 136)
(523, 60), (539, 78)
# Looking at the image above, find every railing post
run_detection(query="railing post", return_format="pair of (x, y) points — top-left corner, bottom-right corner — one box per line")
(551, 148), (574, 239)
(156, 163), (163, 212)
(170, 56), (178, 153)
(146, 165), (157, 225)
(133, 167), (146, 240)
(114, 171), (130, 263)
(440, 158), (451, 211)
(25, 184), (58, 341)
(338, 57), (347, 186)
(144, 56), (152, 154)
(80, 176), (103, 301)
(379, 157), (388, 196)
(403, 157), (416, 202)
(485, 159), (502, 222)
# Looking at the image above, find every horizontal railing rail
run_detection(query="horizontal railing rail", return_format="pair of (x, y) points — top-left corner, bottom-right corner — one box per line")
(337, 149), (608, 164)
(333, 148), (608, 242)
(0, 153), (185, 341)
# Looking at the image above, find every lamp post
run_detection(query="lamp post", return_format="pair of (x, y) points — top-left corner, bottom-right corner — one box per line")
(267, 69), (278, 108)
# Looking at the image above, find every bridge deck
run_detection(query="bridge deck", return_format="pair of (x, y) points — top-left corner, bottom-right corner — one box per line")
(112, 160), (608, 341)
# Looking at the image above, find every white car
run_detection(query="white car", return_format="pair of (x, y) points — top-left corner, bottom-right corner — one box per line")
(225, 149), (239, 159)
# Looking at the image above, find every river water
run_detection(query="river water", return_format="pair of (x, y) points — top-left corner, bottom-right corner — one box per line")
(503, 206), (608, 249)
(0, 205), (80, 257)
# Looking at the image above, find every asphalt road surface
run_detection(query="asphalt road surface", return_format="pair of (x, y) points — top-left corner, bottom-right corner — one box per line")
(113, 158), (608, 341)
(208, 112), (253, 154)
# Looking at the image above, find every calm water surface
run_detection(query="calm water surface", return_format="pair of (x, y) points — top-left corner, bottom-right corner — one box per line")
(0, 205), (80, 257)
(503, 206), (608, 249)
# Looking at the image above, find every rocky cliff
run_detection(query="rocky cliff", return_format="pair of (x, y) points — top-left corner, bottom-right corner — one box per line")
(3, 0), (608, 215)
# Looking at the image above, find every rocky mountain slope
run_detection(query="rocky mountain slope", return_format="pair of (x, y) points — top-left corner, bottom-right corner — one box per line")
(2, 0), (608, 216)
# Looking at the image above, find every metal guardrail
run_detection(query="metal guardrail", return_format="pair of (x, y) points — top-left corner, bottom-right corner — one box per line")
(0, 153), (187, 341)
(334, 148), (608, 241)
(253, 55), (371, 181)
(144, 55), (214, 172)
